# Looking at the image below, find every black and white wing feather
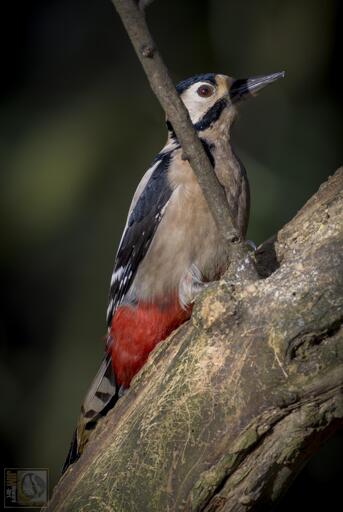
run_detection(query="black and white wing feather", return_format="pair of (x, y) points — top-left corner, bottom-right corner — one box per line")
(106, 151), (173, 324)
(63, 148), (176, 474)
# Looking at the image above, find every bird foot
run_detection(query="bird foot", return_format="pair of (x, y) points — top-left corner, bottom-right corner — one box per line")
(245, 239), (257, 252)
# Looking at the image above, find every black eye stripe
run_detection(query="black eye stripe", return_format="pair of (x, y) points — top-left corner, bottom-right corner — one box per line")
(194, 98), (227, 131)
(176, 73), (216, 94)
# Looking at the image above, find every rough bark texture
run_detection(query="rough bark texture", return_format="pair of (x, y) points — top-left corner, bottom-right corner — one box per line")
(49, 168), (343, 511)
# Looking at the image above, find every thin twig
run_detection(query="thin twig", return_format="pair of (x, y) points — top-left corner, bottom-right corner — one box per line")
(111, 0), (241, 246)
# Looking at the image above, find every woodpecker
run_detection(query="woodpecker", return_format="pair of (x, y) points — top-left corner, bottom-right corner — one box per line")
(63, 71), (284, 472)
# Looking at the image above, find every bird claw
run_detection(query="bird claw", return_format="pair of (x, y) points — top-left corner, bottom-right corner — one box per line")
(245, 239), (257, 252)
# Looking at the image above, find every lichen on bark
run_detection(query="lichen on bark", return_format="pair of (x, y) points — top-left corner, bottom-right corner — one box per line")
(48, 169), (343, 512)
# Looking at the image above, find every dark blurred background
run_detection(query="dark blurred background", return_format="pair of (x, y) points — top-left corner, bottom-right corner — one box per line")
(0, 0), (342, 509)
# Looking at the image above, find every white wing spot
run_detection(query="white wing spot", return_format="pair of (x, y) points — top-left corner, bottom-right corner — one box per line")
(111, 267), (124, 286)
(107, 299), (113, 320)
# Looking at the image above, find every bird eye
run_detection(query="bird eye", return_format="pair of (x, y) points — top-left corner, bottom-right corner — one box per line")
(197, 84), (214, 98)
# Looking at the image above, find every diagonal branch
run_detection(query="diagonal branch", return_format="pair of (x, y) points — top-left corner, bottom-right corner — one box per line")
(110, 0), (257, 279)
(47, 169), (343, 511)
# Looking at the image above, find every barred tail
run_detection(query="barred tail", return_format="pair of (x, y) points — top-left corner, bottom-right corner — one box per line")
(62, 353), (117, 473)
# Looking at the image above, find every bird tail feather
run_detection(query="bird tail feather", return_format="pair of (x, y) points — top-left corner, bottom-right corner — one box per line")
(62, 353), (117, 473)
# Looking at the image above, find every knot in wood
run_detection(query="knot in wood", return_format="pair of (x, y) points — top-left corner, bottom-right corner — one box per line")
(141, 44), (155, 58)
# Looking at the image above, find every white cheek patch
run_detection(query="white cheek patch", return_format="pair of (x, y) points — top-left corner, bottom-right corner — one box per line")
(181, 82), (218, 124)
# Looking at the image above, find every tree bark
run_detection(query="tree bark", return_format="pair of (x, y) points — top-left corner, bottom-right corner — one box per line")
(48, 168), (343, 511)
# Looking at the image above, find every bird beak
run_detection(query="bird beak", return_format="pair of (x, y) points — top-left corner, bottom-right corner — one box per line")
(230, 71), (285, 103)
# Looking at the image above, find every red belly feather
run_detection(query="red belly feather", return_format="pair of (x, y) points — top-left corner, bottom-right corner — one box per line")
(109, 299), (192, 388)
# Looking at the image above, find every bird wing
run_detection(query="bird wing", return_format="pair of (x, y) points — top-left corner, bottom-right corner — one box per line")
(106, 150), (174, 324)
(63, 148), (176, 474)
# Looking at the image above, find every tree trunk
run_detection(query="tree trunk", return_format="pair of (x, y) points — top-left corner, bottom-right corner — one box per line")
(48, 168), (343, 511)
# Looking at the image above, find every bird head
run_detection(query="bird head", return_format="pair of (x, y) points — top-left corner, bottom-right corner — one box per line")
(173, 71), (285, 139)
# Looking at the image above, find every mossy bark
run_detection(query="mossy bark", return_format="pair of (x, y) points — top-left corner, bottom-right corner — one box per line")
(48, 169), (343, 511)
